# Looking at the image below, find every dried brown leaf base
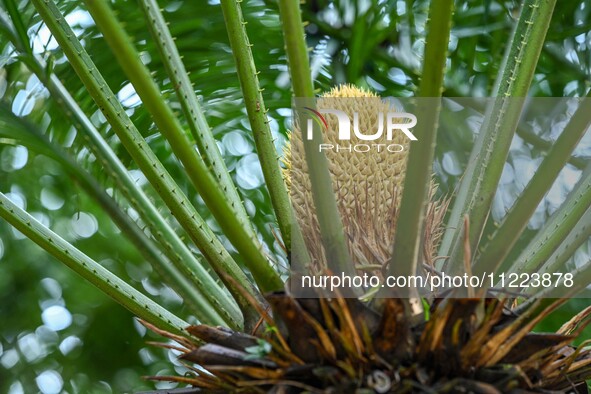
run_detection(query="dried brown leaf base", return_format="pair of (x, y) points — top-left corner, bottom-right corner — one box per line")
(141, 294), (591, 394)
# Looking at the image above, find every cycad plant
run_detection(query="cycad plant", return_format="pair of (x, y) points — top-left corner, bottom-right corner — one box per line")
(0, 0), (591, 393)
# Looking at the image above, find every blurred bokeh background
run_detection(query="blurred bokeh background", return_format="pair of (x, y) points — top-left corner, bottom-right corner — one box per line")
(0, 0), (590, 392)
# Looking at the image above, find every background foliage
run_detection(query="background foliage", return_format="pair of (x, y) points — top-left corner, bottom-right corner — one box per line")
(0, 0), (589, 392)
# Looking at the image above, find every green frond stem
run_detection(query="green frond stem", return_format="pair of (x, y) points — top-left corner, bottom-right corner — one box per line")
(0, 8), (242, 327)
(138, 0), (253, 244)
(0, 192), (189, 337)
(385, 0), (454, 307)
(534, 206), (591, 282)
(516, 263), (591, 314)
(29, 61), (239, 326)
(0, 106), (226, 325)
(31, 0), (268, 329)
(474, 99), (591, 275)
(20, 52), (243, 329)
(276, 0), (314, 98)
(510, 162), (591, 276)
(439, 0), (558, 272)
(83, 0), (283, 294)
(277, 0), (353, 276)
(218, 0), (293, 252)
(2, 0), (31, 55)
(0, 8), (234, 325)
(517, 126), (587, 170)
(439, 97), (588, 171)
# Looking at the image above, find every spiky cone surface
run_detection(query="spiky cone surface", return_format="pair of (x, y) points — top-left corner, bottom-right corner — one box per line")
(285, 85), (447, 273)
(143, 293), (591, 393)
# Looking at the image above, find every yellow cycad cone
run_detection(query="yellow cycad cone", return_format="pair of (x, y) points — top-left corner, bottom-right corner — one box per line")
(285, 85), (446, 273)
